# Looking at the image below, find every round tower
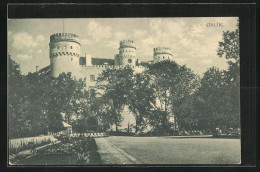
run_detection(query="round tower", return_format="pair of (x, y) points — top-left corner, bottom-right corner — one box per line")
(117, 40), (136, 67)
(153, 47), (173, 63)
(49, 33), (81, 77)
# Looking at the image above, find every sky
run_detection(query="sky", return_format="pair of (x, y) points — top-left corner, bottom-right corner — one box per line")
(8, 17), (238, 75)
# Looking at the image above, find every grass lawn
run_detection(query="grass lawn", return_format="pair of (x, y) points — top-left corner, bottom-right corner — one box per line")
(105, 136), (241, 164)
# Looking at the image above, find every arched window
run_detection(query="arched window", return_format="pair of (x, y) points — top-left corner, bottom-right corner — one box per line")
(163, 56), (165, 59)
(70, 46), (73, 49)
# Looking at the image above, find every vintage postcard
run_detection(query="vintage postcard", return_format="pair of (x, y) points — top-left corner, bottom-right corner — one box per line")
(8, 17), (240, 165)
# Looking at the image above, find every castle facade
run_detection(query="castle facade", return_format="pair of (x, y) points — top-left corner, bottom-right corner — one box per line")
(49, 33), (173, 89)
(49, 33), (174, 131)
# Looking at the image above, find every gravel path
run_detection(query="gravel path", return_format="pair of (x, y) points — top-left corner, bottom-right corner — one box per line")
(96, 137), (142, 164)
(96, 136), (240, 164)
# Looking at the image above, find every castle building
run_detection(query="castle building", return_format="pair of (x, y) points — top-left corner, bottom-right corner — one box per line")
(48, 32), (174, 131)
(153, 47), (174, 63)
(49, 33), (81, 78)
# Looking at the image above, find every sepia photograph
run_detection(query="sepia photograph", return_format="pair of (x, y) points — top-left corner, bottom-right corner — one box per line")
(8, 17), (240, 165)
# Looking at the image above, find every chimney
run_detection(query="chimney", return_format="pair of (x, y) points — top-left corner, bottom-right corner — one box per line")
(85, 53), (92, 66)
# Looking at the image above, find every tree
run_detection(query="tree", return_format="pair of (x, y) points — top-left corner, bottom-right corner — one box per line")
(96, 66), (134, 132)
(147, 61), (200, 133)
(147, 61), (179, 132)
(86, 116), (98, 131)
(72, 115), (88, 134)
(195, 67), (239, 133)
(175, 94), (198, 133)
(128, 73), (156, 133)
(23, 73), (49, 135)
(217, 21), (239, 88)
(217, 21), (240, 130)
(169, 65), (200, 131)
(217, 21), (239, 68)
(8, 55), (27, 138)
(196, 67), (224, 132)
(44, 73), (86, 133)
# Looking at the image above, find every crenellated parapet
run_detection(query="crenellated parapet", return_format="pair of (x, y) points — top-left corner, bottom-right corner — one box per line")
(119, 40), (136, 49)
(50, 52), (80, 57)
(50, 33), (80, 45)
(80, 65), (123, 69)
(79, 64), (146, 70)
(153, 47), (172, 55)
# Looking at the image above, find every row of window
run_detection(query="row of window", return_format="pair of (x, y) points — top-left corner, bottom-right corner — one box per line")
(56, 46), (78, 49)
(120, 49), (134, 53)
(81, 75), (96, 81)
(158, 56), (171, 60)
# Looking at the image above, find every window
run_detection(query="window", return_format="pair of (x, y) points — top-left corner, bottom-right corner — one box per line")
(57, 46), (59, 49)
(71, 58), (73, 61)
(163, 56), (165, 59)
(64, 46), (66, 49)
(70, 46), (73, 49)
(90, 89), (96, 97)
(90, 75), (95, 82)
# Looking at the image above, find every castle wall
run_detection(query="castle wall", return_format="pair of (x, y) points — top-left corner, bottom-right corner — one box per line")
(77, 65), (146, 89)
(51, 53), (80, 77)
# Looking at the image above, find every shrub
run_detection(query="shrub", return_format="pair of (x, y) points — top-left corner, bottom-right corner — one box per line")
(9, 136), (56, 155)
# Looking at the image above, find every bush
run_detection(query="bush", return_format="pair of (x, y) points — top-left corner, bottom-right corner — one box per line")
(36, 136), (102, 165)
(108, 131), (134, 136)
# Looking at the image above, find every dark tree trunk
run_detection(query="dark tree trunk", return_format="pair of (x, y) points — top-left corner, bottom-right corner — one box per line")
(127, 122), (130, 133)
(116, 123), (118, 132)
(135, 122), (138, 134)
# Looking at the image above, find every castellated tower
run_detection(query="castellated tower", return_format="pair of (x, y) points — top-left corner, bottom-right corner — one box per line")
(49, 33), (81, 77)
(153, 47), (173, 63)
(115, 40), (136, 67)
